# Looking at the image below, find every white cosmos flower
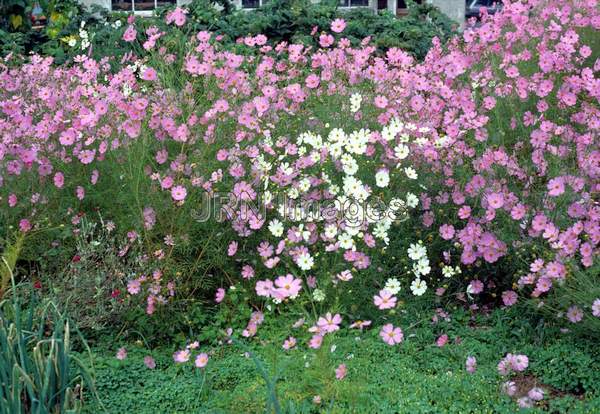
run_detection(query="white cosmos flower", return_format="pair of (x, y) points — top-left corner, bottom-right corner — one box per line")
(410, 279), (427, 296)
(338, 232), (354, 250)
(408, 243), (427, 260)
(324, 224), (338, 239)
(268, 219), (284, 237)
(405, 167), (418, 180)
(442, 265), (455, 278)
(297, 253), (314, 271)
(394, 144), (409, 160)
(406, 193), (419, 208)
(375, 169), (390, 188)
(384, 278), (401, 295)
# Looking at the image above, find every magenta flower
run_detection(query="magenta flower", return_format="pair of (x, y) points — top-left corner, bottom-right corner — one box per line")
(379, 324), (403, 346)
(122, 25), (137, 42)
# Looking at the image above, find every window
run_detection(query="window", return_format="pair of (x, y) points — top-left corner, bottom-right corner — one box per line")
(241, 0), (268, 8)
(397, 0), (422, 14)
(111, 0), (176, 12)
(339, 0), (369, 6)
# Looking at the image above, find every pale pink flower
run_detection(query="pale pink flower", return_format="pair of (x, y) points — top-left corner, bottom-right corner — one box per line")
(335, 363), (347, 380)
(566, 306), (583, 323)
(592, 299), (600, 317)
(173, 349), (191, 363)
(144, 356), (156, 369)
(330, 18), (346, 33)
(171, 185), (187, 201)
(195, 353), (209, 368)
(283, 336), (296, 350)
(379, 324), (403, 345)
(215, 288), (225, 303)
(466, 356), (477, 373)
(373, 289), (397, 310)
(116, 347), (127, 360)
(317, 313), (342, 333)
(436, 334), (449, 347)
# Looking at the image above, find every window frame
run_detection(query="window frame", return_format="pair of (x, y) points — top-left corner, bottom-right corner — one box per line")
(240, 0), (267, 10)
(338, 0), (371, 8)
(110, 0), (179, 14)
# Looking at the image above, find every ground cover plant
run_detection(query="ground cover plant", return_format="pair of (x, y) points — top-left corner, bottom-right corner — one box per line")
(0, 0), (599, 411)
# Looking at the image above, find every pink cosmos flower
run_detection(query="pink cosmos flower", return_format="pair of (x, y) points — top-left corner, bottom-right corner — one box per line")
(436, 334), (449, 347)
(173, 349), (191, 363)
(273, 274), (302, 299)
(467, 280), (484, 294)
(171, 185), (187, 201)
(123, 25), (137, 42)
(309, 334), (323, 349)
(141, 67), (157, 81)
(502, 381), (517, 396)
(528, 387), (544, 401)
(349, 320), (371, 330)
(166, 7), (187, 26)
(466, 356), (477, 373)
(335, 363), (347, 380)
(373, 289), (397, 310)
(317, 313), (342, 333)
(215, 288), (225, 303)
(566, 306), (583, 323)
(256, 280), (274, 297)
(330, 18), (346, 33)
(547, 177), (565, 196)
(511, 354), (529, 372)
(502, 290), (518, 306)
(19, 219), (31, 233)
(439, 224), (455, 240)
(195, 353), (209, 368)
(53, 172), (65, 188)
(592, 299), (600, 317)
(283, 336), (296, 350)
(379, 324), (403, 345)
(487, 193), (504, 209)
(144, 356), (156, 369)
(227, 241), (238, 256)
(127, 279), (141, 295)
(116, 347), (127, 360)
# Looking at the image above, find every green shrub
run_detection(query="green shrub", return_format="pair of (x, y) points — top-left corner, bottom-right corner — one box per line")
(0, 269), (97, 413)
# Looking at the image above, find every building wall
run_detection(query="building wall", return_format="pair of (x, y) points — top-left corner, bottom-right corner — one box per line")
(428, 0), (465, 27)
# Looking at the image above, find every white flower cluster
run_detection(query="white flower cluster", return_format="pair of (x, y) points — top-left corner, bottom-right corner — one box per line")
(441, 264), (462, 278)
(261, 121), (422, 274)
(350, 93), (362, 113)
(408, 241), (430, 296)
